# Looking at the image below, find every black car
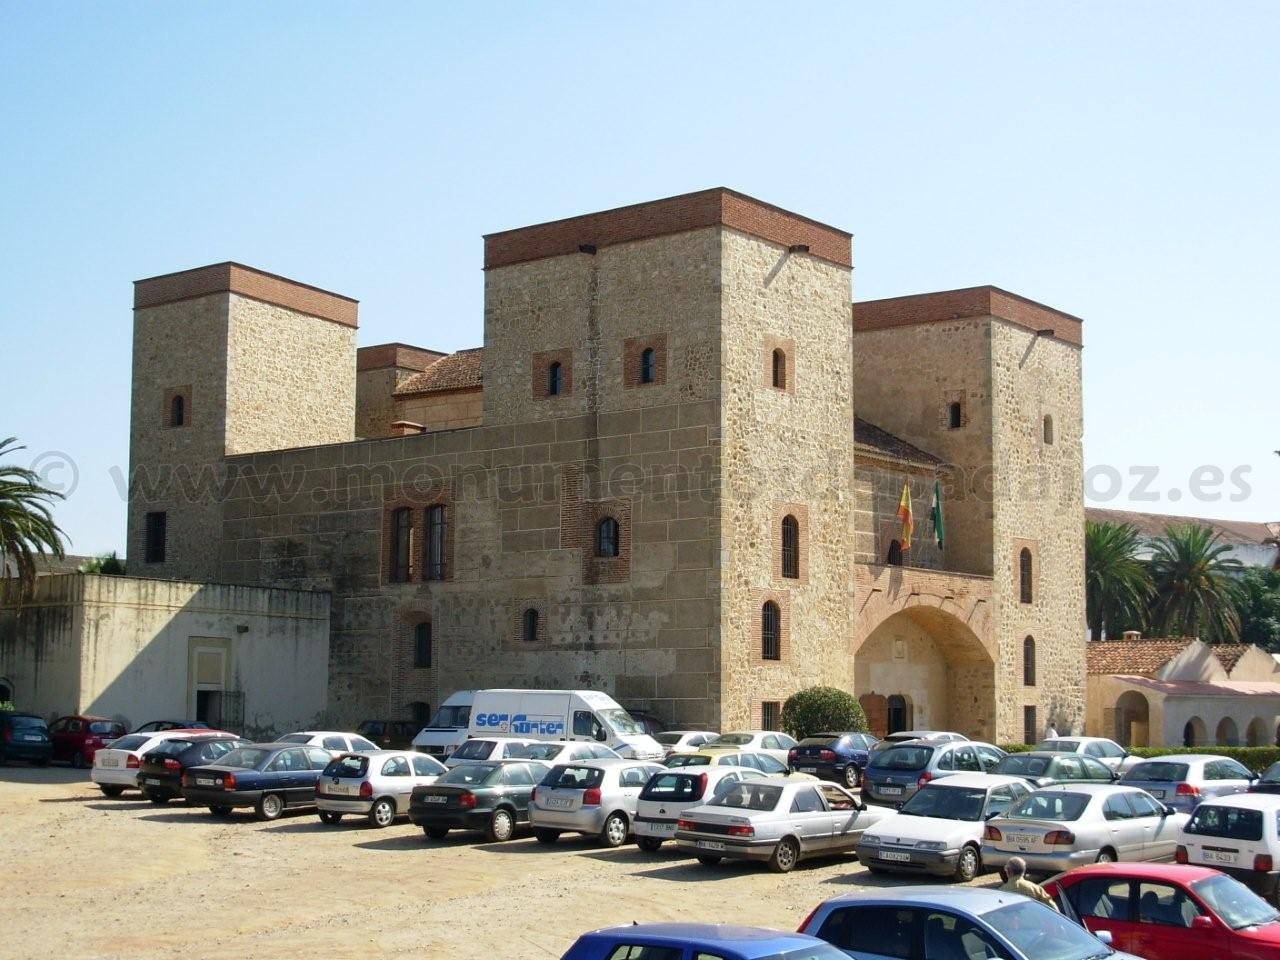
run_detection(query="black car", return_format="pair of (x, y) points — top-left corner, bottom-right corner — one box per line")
(138, 732), (248, 804)
(356, 719), (419, 750)
(181, 743), (332, 820)
(787, 732), (877, 788)
(408, 759), (550, 841)
(0, 712), (52, 766)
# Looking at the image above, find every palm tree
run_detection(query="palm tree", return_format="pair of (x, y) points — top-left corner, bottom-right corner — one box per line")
(0, 437), (67, 604)
(1085, 520), (1154, 641)
(1148, 522), (1243, 642)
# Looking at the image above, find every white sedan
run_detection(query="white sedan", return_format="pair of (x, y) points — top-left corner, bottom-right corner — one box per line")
(1035, 736), (1139, 774)
(700, 731), (798, 765)
(92, 729), (203, 796)
(277, 730), (379, 756)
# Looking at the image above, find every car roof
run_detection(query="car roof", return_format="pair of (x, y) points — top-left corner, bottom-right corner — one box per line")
(584, 923), (820, 952)
(557, 757), (656, 769)
(1005, 751), (1079, 760)
(1196, 792), (1280, 811)
(0, 711), (43, 719)
(339, 749), (418, 759)
(923, 773), (1027, 788)
(1055, 862), (1224, 885)
(56, 714), (115, 722)
(1032, 783), (1133, 795)
(818, 887), (1028, 915)
(284, 730), (362, 738)
(1126, 754), (1218, 765)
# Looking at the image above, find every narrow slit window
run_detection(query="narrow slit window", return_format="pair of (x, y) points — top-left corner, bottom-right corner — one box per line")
(424, 505), (447, 581)
(761, 601), (781, 660)
(772, 349), (787, 389)
(547, 361), (563, 396)
(522, 607), (539, 643)
(170, 394), (185, 427)
(389, 507), (412, 582)
(639, 347), (656, 385)
(414, 622), (432, 668)
(781, 514), (800, 579)
(596, 517), (620, 558)
(948, 401), (963, 429)
(1019, 548), (1033, 603)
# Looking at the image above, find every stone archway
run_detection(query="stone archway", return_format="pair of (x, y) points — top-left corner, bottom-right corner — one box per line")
(1247, 717), (1268, 748)
(1114, 690), (1150, 748)
(1183, 716), (1207, 748)
(1216, 716), (1240, 747)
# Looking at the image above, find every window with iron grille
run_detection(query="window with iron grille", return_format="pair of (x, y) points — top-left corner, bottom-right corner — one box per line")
(596, 517), (620, 558)
(414, 622), (432, 668)
(639, 347), (656, 385)
(1023, 705), (1038, 746)
(424, 505), (447, 580)
(1023, 636), (1036, 686)
(389, 507), (412, 582)
(761, 601), (781, 660)
(761, 700), (782, 731)
(781, 514), (799, 579)
(1019, 548), (1033, 603)
(143, 511), (167, 564)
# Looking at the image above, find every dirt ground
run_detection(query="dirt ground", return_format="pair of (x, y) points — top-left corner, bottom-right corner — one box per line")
(1, 767), (996, 959)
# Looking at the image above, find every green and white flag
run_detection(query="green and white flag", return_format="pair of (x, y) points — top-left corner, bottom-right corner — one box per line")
(930, 479), (945, 550)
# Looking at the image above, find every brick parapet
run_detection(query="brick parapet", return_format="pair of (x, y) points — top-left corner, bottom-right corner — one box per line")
(135, 262), (358, 328)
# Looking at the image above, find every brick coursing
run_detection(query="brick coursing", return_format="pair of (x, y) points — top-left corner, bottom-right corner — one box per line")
(854, 285), (1083, 348)
(135, 262), (358, 328)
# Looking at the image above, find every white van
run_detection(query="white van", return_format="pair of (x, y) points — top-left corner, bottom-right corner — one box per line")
(468, 689), (664, 761)
(411, 690), (476, 761)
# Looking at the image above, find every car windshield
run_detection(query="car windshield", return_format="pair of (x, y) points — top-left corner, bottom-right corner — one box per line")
(599, 709), (643, 736)
(1192, 873), (1280, 929)
(1037, 740), (1080, 752)
(1006, 792), (1090, 822)
(277, 733), (312, 744)
(10, 716), (46, 731)
(988, 899), (1114, 960)
(869, 745), (934, 771)
(999, 755), (1051, 777)
(901, 785), (988, 821)
(218, 748), (271, 769)
(1123, 762), (1188, 783)
(709, 782), (783, 811)
(323, 755), (367, 778)
(708, 734), (754, 747)
(451, 740), (493, 760)
(667, 754), (711, 767)
(511, 743), (563, 761)
(428, 705), (471, 728)
(438, 763), (500, 786)
(108, 734), (151, 752)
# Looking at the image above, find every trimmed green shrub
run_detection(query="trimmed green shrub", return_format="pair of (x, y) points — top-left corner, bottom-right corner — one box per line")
(997, 743), (1280, 772)
(781, 687), (867, 740)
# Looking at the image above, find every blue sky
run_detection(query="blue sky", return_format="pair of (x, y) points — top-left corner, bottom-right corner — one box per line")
(2, 2), (1276, 555)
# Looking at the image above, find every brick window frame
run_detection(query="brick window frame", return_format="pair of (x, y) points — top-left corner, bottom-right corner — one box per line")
(760, 700), (783, 732)
(755, 591), (790, 664)
(381, 484), (454, 585)
(1013, 539), (1037, 604)
(772, 502), (809, 584)
(583, 500), (631, 584)
(1023, 705), (1038, 746)
(391, 603), (438, 717)
(623, 334), (667, 389)
(507, 601), (550, 649)
(942, 390), (970, 430)
(164, 385), (192, 428)
(532, 348), (574, 400)
(423, 502), (452, 581)
(763, 335), (795, 394)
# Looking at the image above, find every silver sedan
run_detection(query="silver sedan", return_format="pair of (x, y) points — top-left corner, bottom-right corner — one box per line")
(674, 779), (892, 873)
(528, 758), (665, 847)
(981, 783), (1189, 876)
(315, 750), (447, 827)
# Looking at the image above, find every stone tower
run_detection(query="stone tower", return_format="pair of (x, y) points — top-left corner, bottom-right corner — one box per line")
(126, 263), (359, 581)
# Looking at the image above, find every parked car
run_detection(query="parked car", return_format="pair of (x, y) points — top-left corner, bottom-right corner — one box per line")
(0, 711), (52, 766)
(133, 720), (211, 733)
(444, 737), (541, 768)
(410, 691), (474, 760)
(315, 750), (446, 827)
(674, 779), (890, 872)
(799, 887), (1142, 960)
(1176, 791), (1280, 900)
(561, 923), (846, 960)
(92, 729), (208, 796)
(995, 750), (1118, 788)
(982, 784), (1189, 876)
(408, 758), (551, 842)
(47, 715), (128, 768)
(528, 758), (665, 847)
(277, 730), (379, 756)
(1037, 736), (1137, 774)
(1045, 862), (1280, 958)
(625, 709), (669, 737)
(788, 732), (877, 788)
(1120, 754), (1255, 813)
(855, 773), (1032, 881)
(634, 765), (769, 851)
(667, 749), (814, 779)
(509, 741), (620, 765)
(1250, 761), (1280, 795)
(355, 719), (419, 750)
(137, 732), (248, 804)
(862, 739), (1006, 807)
(181, 742), (333, 820)
(468, 689), (664, 760)
(870, 730), (966, 752)
(653, 730), (718, 757)
(701, 731), (798, 764)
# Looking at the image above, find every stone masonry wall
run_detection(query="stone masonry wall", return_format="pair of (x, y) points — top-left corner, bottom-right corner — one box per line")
(854, 462), (945, 570)
(396, 388), (484, 433)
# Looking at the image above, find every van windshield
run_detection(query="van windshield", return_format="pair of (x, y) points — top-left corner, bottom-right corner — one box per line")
(429, 705), (471, 728)
(599, 708), (643, 736)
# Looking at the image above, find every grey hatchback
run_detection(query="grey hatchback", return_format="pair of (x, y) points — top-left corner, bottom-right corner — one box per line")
(862, 740), (1006, 807)
(1119, 754), (1255, 813)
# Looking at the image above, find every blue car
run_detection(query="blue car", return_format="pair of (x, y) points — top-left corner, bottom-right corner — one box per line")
(788, 732), (877, 788)
(562, 924), (847, 960)
(180, 742), (333, 821)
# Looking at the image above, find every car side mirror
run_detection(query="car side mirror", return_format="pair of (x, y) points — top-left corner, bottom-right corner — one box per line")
(1191, 915), (1214, 931)
(1094, 931), (1113, 946)
(593, 730), (607, 742)
(1163, 805), (1177, 817)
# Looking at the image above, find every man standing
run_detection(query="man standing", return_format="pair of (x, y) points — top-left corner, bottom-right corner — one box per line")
(998, 857), (1058, 910)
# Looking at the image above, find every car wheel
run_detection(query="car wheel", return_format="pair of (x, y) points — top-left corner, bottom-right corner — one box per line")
(696, 854), (722, 867)
(600, 812), (629, 848)
(72, 752), (89, 770)
(424, 825), (450, 840)
(534, 828), (561, 845)
(843, 765), (862, 789)
(99, 785), (125, 798)
(954, 845), (980, 883)
(486, 808), (515, 842)
(208, 805), (233, 817)
(318, 810), (343, 825)
(368, 798), (396, 829)
(148, 794), (169, 806)
(769, 836), (801, 874)
(255, 792), (284, 821)
(1095, 848), (1117, 864)
(636, 836), (663, 853)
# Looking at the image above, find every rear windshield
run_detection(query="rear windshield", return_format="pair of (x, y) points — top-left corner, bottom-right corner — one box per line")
(869, 745), (934, 771)
(799, 737), (841, 748)
(1007, 792), (1090, 822)
(708, 782), (782, 812)
(277, 733), (312, 743)
(1123, 762), (1189, 783)
(511, 743), (562, 761)
(9, 716), (46, 731)
(323, 755), (368, 779)
(149, 739), (197, 757)
(654, 733), (686, 745)
(1037, 740), (1079, 752)
(109, 734), (151, 752)
(999, 755), (1051, 777)
(438, 763), (499, 785)
(707, 734), (753, 747)
(218, 748), (271, 769)
(1186, 804), (1264, 841)
(666, 754), (711, 767)
(451, 740), (494, 760)
(542, 765), (605, 790)
(88, 721), (123, 735)
(640, 772), (708, 801)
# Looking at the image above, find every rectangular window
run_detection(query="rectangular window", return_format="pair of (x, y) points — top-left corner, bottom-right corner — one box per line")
(143, 511), (167, 563)
(389, 508), (412, 582)
(761, 701), (782, 732)
(1023, 705), (1037, 746)
(425, 504), (447, 580)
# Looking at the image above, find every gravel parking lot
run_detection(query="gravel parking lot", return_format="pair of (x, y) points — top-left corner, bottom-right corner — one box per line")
(0, 768), (996, 959)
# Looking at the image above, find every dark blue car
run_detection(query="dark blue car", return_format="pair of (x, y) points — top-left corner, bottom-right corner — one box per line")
(180, 742), (332, 820)
(788, 732), (877, 788)
(561, 923), (847, 960)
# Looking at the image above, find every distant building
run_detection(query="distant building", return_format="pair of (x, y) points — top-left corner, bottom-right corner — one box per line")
(1086, 507), (1279, 569)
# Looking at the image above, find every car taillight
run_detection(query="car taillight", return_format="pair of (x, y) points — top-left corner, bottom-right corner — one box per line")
(676, 818), (696, 831)
(726, 824), (754, 837)
(694, 772), (708, 800)
(1044, 830), (1076, 846)
(788, 749), (798, 763)
(163, 759), (181, 772)
(582, 787), (602, 806)
(126, 755), (140, 769)
(1255, 854), (1274, 872)
(459, 791), (477, 809)
(529, 787), (537, 803)
(1176, 783), (1201, 797)
(983, 825), (1002, 841)
(917, 771), (933, 788)
(223, 773), (236, 790)
(1175, 845), (1189, 864)
(797, 904), (822, 933)
(359, 781), (373, 799)
(820, 749), (837, 762)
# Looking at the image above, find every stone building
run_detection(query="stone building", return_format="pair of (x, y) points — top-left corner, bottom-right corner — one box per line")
(123, 188), (1086, 742)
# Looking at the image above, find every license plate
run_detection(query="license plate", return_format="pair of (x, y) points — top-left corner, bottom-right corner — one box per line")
(1149, 789), (1166, 799)
(696, 840), (725, 851)
(101, 756), (119, 767)
(144, 778), (161, 785)
(880, 786), (903, 796)
(327, 782), (356, 795)
(1204, 850), (1237, 864)
(801, 767), (818, 774)
(423, 795), (447, 804)
(23, 735), (42, 742)
(544, 797), (574, 809)
(196, 777), (216, 787)
(880, 851), (912, 862)
(1007, 833), (1038, 845)
(654, 822), (677, 835)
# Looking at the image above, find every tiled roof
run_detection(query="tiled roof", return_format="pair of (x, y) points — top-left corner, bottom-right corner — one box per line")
(1085, 507), (1278, 546)
(1110, 676), (1280, 699)
(854, 418), (946, 469)
(394, 348), (484, 396)
(1086, 638), (1251, 676)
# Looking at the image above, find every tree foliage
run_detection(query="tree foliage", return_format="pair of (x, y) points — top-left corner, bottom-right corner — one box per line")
(1237, 567), (1280, 652)
(0, 437), (66, 605)
(1085, 520), (1153, 641)
(1148, 523), (1243, 642)
(78, 552), (126, 576)
(780, 686), (867, 740)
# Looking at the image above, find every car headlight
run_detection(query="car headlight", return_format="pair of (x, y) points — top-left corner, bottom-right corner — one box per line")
(914, 840), (947, 851)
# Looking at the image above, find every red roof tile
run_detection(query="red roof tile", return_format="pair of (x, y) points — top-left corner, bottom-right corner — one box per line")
(394, 348), (483, 396)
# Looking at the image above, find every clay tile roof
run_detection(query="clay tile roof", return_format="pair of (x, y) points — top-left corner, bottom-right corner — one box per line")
(1085, 638), (1252, 676)
(1085, 507), (1278, 546)
(394, 348), (484, 397)
(853, 417), (946, 470)
(1212, 644), (1251, 673)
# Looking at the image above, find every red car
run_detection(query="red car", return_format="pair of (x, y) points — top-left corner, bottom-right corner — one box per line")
(1045, 862), (1280, 960)
(48, 715), (128, 768)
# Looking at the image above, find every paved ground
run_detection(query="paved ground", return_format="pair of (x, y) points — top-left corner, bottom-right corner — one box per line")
(0, 766), (996, 959)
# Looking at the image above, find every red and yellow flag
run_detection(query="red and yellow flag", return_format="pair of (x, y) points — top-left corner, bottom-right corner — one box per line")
(896, 481), (914, 551)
